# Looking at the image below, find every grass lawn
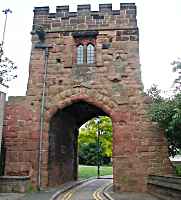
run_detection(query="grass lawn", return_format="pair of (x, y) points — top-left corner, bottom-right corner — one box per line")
(79, 165), (112, 180)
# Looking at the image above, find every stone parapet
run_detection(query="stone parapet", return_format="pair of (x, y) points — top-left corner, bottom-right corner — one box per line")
(148, 175), (181, 200)
(0, 176), (30, 193)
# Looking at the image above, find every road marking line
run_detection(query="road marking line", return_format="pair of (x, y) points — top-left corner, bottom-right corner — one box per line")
(58, 179), (108, 200)
(61, 179), (97, 200)
(93, 191), (99, 200)
(93, 182), (112, 200)
(65, 192), (72, 200)
(93, 187), (103, 200)
(97, 191), (103, 200)
(102, 183), (114, 200)
(61, 191), (72, 200)
(93, 191), (97, 200)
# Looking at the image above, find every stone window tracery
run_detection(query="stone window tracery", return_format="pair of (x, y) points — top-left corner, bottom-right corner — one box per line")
(87, 44), (95, 64)
(77, 44), (84, 64)
(76, 42), (95, 65)
(73, 31), (98, 65)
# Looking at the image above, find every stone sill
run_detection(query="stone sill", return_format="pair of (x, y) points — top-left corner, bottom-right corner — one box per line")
(73, 64), (96, 68)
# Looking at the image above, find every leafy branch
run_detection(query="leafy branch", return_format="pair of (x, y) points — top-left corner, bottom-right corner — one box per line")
(0, 43), (17, 87)
(172, 58), (181, 92)
(147, 82), (181, 157)
(0, 9), (17, 88)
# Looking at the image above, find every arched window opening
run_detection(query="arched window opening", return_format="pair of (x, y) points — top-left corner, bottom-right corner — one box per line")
(87, 44), (95, 64)
(77, 45), (84, 64)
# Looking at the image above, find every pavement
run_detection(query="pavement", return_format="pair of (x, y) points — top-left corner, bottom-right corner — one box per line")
(0, 180), (88, 200)
(0, 177), (159, 200)
(0, 193), (25, 200)
(105, 185), (159, 200)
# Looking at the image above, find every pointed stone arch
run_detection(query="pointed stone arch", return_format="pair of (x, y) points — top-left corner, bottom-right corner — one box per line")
(45, 87), (122, 123)
(44, 88), (120, 186)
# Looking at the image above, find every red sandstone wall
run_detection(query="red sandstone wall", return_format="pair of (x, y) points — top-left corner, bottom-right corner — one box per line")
(3, 97), (40, 185)
(3, 3), (173, 192)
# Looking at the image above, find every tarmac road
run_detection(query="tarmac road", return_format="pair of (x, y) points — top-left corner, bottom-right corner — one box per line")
(57, 178), (112, 200)
(0, 176), (159, 200)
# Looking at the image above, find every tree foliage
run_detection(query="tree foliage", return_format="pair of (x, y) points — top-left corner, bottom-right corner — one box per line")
(147, 83), (181, 157)
(172, 58), (181, 92)
(78, 116), (112, 165)
(0, 43), (17, 87)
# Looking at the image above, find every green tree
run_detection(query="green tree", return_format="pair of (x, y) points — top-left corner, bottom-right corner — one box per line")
(147, 85), (181, 157)
(78, 116), (112, 165)
(147, 84), (163, 102)
(79, 143), (99, 166)
(0, 43), (17, 87)
(0, 9), (17, 87)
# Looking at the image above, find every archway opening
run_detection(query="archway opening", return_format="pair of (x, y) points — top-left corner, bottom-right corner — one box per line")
(48, 100), (113, 186)
(78, 116), (112, 180)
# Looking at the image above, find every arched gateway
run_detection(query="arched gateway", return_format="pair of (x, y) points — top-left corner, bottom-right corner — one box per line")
(3, 3), (173, 193)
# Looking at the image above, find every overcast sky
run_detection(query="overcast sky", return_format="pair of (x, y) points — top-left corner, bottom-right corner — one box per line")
(0, 0), (181, 96)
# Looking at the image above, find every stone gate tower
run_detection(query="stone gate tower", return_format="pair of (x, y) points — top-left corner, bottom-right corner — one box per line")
(3, 3), (173, 192)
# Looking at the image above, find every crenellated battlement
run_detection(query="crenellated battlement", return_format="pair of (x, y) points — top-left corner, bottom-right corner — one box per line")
(33, 3), (137, 32)
(34, 3), (136, 15)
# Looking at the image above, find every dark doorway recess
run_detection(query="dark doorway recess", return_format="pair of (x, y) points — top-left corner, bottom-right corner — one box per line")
(48, 100), (109, 186)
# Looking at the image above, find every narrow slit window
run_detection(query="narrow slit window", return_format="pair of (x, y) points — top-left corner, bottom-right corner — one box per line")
(87, 44), (95, 64)
(77, 45), (84, 64)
